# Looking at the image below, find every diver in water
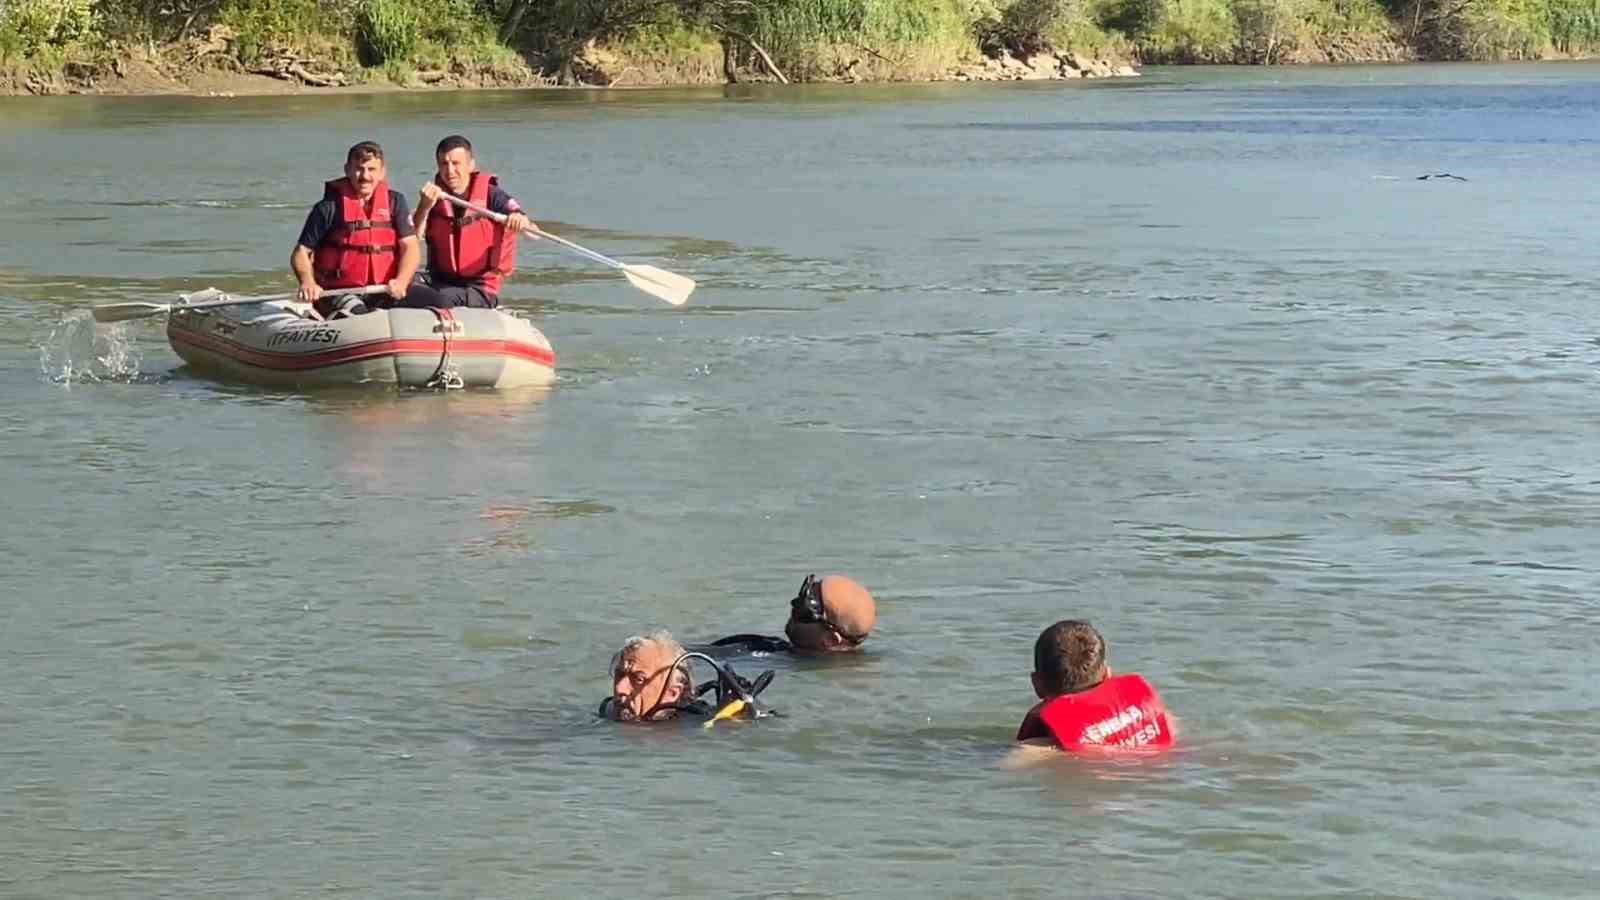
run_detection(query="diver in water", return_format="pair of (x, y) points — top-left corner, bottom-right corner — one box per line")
(599, 629), (776, 725)
(701, 574), (878, 657)
(1015, 620), (1175, 753)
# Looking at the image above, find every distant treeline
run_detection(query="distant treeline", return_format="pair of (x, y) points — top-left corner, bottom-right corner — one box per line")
(5, 0), (1600, 80)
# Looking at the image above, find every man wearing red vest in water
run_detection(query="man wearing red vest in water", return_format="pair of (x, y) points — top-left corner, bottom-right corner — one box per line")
(291, 141), (423, 318)
(1016, 620), (1175, 752)
(408, 134), (532, 309)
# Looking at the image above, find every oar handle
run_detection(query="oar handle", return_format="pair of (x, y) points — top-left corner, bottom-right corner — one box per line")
(184, 283), (388, 307)
(184, 289), (298, 305)
(439, 193), (626, 272)
(540, 231), (626, 271)
(91, 284), (385, 324)
(435, 191), (693, 306)
(440, 192), (512, 226)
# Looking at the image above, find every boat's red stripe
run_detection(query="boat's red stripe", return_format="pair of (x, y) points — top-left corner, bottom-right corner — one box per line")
(169, 326), (556, 372)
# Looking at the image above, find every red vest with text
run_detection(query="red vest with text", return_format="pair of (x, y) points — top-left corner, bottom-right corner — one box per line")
(313, 178), (399, 288)
(1021, 673), (1174, 752)
(424, 171), (517, 295)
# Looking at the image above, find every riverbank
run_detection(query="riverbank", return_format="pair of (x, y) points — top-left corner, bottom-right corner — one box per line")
(1, 45), (537, 97)
(0, 27), (1145, 97)
(3, 0), (1595, 98)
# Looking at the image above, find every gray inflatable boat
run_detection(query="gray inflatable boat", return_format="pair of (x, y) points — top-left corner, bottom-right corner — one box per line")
(166, 291), (555, 389)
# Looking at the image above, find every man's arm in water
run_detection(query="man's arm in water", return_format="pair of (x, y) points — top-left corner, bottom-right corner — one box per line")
(999, 738), (1061, 770)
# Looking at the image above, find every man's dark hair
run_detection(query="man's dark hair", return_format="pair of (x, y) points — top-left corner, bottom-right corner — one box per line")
(435, 135), (474, 158)
(1033, 620), (1106, 695)
(346, 141), (385, 164)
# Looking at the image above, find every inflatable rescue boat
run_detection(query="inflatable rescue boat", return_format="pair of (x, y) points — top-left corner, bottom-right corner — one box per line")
(166, 290), (555, 389)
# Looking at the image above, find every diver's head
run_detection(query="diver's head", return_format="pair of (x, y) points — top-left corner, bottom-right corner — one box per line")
(1031, 619), (1109, 699)
(610, 630), (691, 722)
(784, 574), (876, 652)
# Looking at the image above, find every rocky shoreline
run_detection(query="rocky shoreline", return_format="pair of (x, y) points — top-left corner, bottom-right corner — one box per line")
(948, 49), (1138, 81)
(0, 24), (1143, 97)
(0, 55), (1141, 97)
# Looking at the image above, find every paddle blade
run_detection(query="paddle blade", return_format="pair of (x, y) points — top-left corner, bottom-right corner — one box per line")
(622, 264), (696, 306)
(91, 302), (169, 323)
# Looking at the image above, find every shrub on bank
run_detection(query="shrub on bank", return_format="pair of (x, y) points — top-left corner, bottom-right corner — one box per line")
(1142, 0), (1240, 61)
(743, 0), (971, 79)
(355, 0), (418, 64)
(1455, 0), (1551, 57)
(218, 0), (332, 63)
(1050, 1), (1137, 57)
(350, 0), (509, 72)
(1545, 0), (1600, 52)
(1400, 0), (1569, 58)
(0, 0), (98, 63)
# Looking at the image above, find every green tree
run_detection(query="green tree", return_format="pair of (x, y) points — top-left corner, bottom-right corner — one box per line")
(1233, 0), (1306, 61)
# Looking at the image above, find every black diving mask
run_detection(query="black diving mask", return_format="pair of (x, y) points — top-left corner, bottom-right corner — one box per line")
(790, 573), (828, 625)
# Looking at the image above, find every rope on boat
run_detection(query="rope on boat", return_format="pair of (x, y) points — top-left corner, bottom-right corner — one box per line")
(426, 307), (465, 390)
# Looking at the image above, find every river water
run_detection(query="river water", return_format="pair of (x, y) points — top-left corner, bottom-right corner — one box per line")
(3, 64), (1598, 898)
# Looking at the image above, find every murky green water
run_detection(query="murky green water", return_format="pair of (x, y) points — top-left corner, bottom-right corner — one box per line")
(3, 65), (1598, 898)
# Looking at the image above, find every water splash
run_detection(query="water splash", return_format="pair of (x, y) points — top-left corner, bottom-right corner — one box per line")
(38, 312), (149, 386)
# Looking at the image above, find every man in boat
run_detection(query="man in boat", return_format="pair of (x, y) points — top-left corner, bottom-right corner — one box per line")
(1014, 620), (1176, 753)
(406, 134), (533, 309)
(701, 574), (877, 657)
(600, 630), (775, 724)
(291, 140), (423, 318)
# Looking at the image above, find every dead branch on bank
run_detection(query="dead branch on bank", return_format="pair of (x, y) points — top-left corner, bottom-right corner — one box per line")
(853, 43), (899, 65)
(248, 52), (348, 87)
(607, 65), (644, 86)
(709, 23), (788, 83)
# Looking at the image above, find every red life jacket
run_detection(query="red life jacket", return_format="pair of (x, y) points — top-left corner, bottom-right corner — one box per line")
(312, 178), (399, 288)
(1026, 673), (1174, 752)
(424, 171), (517, 295)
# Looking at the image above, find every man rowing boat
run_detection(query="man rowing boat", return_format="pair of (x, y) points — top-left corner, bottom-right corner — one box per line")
(290, 140), (422, 318)
(409, 134), (534, 309)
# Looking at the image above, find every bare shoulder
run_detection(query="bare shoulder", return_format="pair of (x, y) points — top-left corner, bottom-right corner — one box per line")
(999, 738), (1061, 770)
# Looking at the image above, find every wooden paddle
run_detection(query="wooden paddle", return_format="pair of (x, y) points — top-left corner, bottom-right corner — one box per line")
(92, 285), (387, 324)
(439, 193), (695, 307)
